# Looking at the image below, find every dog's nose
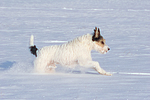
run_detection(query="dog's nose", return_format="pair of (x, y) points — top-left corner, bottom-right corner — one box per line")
(108, 48), (110, 51)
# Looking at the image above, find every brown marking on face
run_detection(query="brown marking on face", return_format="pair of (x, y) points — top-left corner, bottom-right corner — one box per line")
(95, 38), (106, 48)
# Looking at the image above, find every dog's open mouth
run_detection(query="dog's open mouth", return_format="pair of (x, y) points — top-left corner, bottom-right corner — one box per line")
(100, 49), (109, 54)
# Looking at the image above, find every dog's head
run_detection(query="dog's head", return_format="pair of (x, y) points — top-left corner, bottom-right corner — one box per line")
(92, 27), (110, 54)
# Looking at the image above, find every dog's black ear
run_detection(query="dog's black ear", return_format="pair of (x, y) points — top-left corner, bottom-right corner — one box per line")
(92, 27), (102, 41)
(98, 28), (100, 35)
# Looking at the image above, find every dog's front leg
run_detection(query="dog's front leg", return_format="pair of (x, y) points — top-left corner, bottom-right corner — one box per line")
(78, 60), (112, 76)
(93, 62), (112, 76)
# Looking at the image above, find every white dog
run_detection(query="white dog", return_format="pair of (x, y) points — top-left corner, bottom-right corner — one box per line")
(29, 27), (112, 76)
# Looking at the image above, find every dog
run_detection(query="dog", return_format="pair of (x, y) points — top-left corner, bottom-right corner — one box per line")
(29, 27), (112, 76)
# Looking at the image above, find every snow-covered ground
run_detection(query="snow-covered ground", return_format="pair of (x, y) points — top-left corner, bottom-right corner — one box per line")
(0, 0), (150, 99)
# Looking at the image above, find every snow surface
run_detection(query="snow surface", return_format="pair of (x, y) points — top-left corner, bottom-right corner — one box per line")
(0, 0), (150, 100)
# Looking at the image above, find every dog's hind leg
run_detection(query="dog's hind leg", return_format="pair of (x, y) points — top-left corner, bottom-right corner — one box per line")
(45, 63), (57, 73)
(45, 66), (56, 73)
(34, 57), (53, 73)
(34, 59), (46, 73)
(78, 60), (112, 76)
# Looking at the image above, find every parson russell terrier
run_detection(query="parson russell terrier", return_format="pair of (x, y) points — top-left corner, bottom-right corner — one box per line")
(29, 27), (112, 76)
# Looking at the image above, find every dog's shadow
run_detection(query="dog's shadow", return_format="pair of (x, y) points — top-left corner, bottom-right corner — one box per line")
(70, 70), (99, 75)
(0, 61), (15, 71)
(56, 67), (99, 75)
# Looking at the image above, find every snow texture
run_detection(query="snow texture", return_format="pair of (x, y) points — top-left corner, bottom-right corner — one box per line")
(0, 0), (150, 100)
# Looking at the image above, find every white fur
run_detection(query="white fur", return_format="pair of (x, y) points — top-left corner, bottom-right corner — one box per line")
(30, 35), (34, 46)
(31, 34), (112, 76)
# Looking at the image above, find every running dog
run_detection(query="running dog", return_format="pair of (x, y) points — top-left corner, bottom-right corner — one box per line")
(29, 27), (112, 76)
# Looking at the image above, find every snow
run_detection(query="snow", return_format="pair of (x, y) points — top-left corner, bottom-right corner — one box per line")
(0, 0), (150, 99)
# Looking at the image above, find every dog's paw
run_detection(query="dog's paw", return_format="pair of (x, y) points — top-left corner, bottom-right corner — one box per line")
(100, 72), (112, 76)
(105, 73), (112, 76)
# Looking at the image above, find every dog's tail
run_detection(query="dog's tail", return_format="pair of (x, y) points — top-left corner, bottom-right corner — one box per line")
(29, 35), (38, 57)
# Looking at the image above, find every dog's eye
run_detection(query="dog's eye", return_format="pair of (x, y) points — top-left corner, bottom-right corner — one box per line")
(101, 41), (104, 44)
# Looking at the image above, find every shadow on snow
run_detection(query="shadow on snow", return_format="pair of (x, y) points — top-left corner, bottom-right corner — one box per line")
(0, 61), (16, 71)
